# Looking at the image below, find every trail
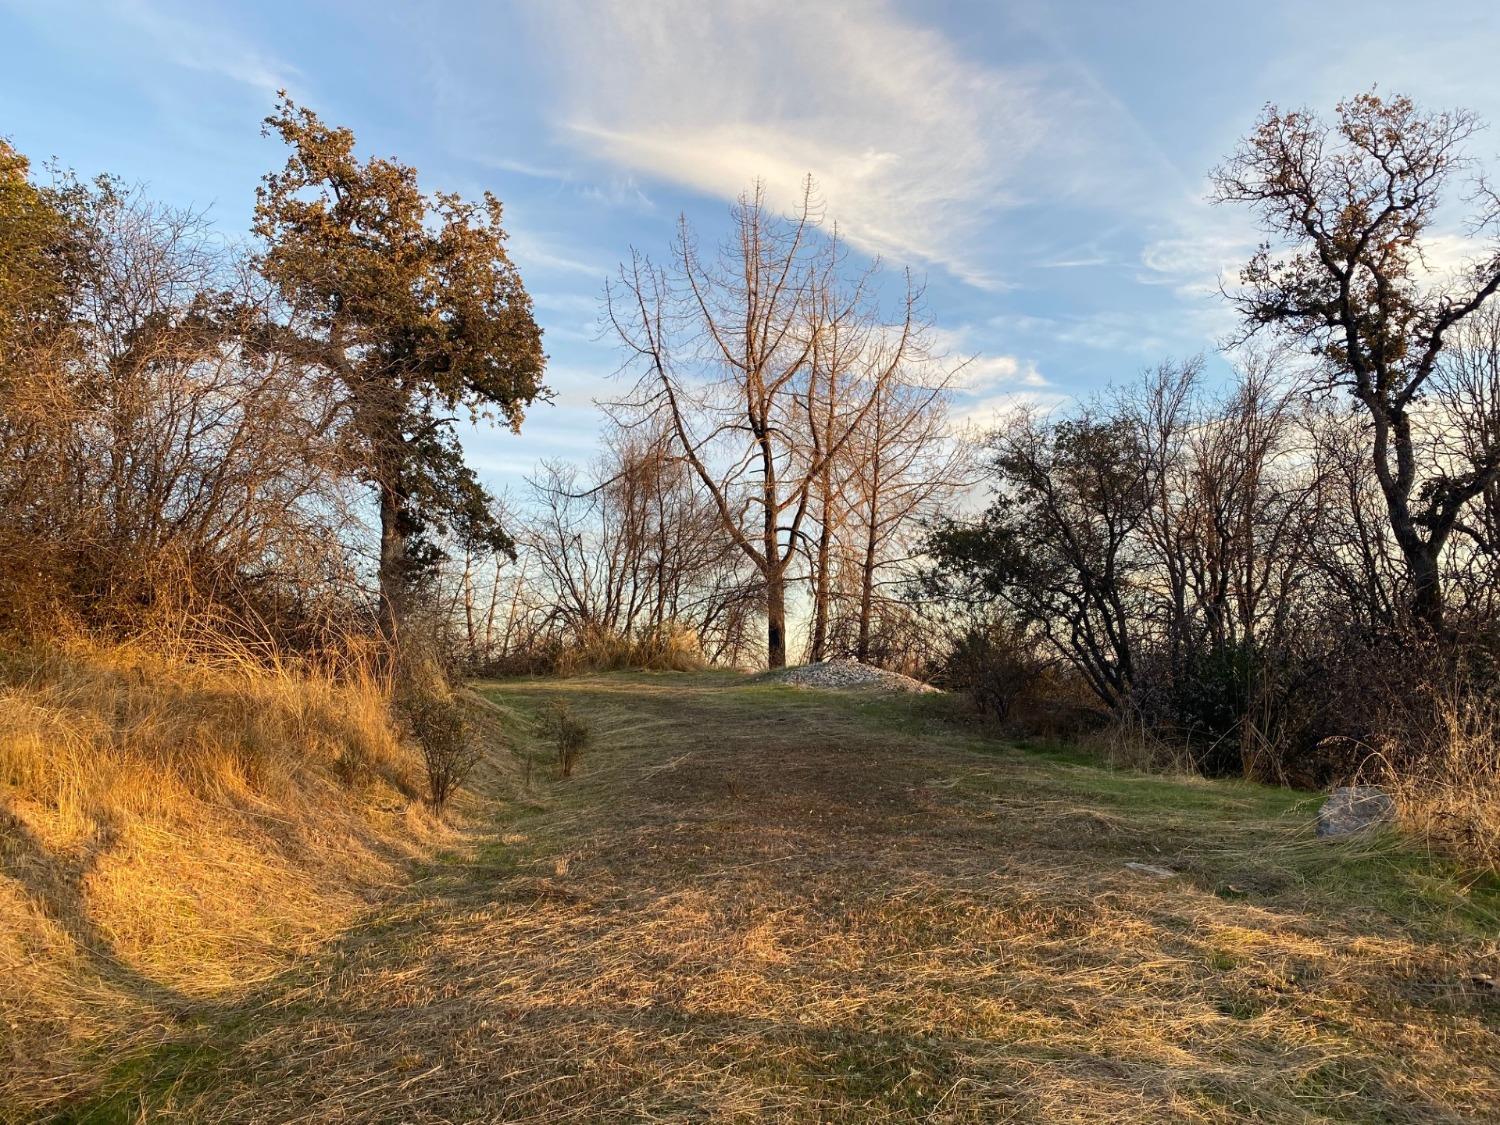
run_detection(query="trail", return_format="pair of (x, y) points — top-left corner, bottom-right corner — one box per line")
(61, 673), (1500, 1123)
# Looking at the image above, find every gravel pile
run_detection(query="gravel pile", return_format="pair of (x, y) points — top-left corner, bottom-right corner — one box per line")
(768, 658), (940, 694)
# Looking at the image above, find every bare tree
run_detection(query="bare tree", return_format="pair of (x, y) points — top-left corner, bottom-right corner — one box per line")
(1126, 355), (1320, 660)
(840, 365), (969, 663)
(520, 430), (758, 663)
(606, 181), (921, 667)
(1436, 302), (1500, 618)
(1214, 91), (1500, 630)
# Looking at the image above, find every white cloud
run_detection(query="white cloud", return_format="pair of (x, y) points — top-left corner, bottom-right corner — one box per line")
(926, 325), (1047, 392)
(116, 0), (297, 98)
(954, 389), (1071, 430)
(950, 353), (1048, 392)
(525, 0), (1139, 289)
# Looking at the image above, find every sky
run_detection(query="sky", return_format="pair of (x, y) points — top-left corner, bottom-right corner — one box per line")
(4, 0), (1500, 497)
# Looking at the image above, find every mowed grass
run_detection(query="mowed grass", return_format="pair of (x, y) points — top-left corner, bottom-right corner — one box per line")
(45, 672), (1500, 1123)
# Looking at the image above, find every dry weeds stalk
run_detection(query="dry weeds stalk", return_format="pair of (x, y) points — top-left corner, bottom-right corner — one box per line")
(1390, 679), (1500, 872)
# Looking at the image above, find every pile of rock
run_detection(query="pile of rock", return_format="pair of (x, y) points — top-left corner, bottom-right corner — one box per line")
(768, 658), (940, 694)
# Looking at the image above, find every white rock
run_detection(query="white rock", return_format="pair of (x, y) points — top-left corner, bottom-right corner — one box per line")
(1316, 785), (1394, 838)
(768, 659), (939, 694)
(1124, 862), (1177, 879)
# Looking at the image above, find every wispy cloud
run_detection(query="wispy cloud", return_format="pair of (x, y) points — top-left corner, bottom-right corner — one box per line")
(525, 0), (1141, 290)
(507, 226), (611, 281)
(954, 389), (1072, 430)
(951, 353), (1048, 392)
(926, 325), (1048, 394)
(115, 0), (297, 98)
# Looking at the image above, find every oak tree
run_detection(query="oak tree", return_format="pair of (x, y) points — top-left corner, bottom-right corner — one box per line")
(254, 97), (545, 641)
(1214, 91), (1500, 630)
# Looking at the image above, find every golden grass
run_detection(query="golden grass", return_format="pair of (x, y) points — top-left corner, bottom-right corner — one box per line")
(38, 672), (1498, 1123)
(1390, 686), (1500, 874)
(548, 623), (708, 676)
(0, 638), (453, 1116)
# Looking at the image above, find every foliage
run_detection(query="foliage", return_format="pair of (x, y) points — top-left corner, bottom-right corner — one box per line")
(925, 409), (1149, 710)
(935, 620), (1045, 722)
(254, 95), (546, 636)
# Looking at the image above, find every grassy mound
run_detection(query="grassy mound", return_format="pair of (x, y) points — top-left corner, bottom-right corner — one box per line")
(0, 640), (448, 1116)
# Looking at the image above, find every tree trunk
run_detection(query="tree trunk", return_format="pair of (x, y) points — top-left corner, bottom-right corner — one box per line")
(766, 569), (788, 669)
(1408, 543), (1445, 631)
(377, 474), (406, 645)
(856, 514), (877, 663)
(856, 412), (883, 664)
(810, 510), (831, 663)
(462, 552), (477, 657)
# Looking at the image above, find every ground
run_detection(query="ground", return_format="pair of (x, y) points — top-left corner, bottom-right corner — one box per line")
(48, 672), (1500, 1123)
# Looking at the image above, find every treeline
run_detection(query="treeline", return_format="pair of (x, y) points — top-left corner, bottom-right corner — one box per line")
(927, 93), (1500, 865)
(1, 100), (542, 666)
(5, 89), (1499, 857)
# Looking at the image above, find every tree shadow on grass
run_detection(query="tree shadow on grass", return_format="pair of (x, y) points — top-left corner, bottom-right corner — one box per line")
(1, 802), (195, 1017)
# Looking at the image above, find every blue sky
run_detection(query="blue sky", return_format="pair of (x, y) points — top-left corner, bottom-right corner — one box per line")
(4, 0), (1499, 495)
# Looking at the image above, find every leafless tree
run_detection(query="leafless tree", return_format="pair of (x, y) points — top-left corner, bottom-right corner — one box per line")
(834, 363), (970, 663)
(0, 175), (357, 640)
(606, 180), (923, 667)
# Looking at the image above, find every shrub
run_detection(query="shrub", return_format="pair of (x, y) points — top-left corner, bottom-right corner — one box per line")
(937, 622), (1044, 722)
(542, 698), (591, 779)
(395, 681), (476, 813)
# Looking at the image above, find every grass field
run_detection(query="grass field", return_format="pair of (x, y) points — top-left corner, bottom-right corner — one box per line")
(31, 671), (1500, 1122)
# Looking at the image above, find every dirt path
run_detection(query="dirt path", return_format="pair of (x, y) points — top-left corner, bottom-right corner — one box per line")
(61, 673), (1500, 1123)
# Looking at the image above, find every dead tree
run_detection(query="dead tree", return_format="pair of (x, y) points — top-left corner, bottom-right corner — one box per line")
(606, 181), (920, 667)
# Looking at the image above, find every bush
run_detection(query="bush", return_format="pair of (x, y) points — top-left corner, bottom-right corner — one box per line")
(395, 681), (476, 813)
(1155, 642), (1261, 778)
(541, 698), (591, 779)
(937, 623), (1044, 722)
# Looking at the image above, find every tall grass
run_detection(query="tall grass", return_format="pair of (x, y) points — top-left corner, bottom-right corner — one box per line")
(0, 634), (444, 1114)
(1387, 682), (1500, 873)
(483, 622), (708, 678)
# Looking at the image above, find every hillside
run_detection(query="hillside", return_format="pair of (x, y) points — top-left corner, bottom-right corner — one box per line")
(0, 644), (450, 1116)
(19, 670), (1498, 1123)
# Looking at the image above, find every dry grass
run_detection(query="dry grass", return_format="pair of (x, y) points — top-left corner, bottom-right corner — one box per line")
(0, 638), (453, 1116)
(31, 670), (1498, 1123)
(1388, 684), (1500, 875)
(547, 623), (708, 676)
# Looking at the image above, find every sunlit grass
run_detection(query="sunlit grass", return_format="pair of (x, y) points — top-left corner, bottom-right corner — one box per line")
(18, 669), (1500, 1122)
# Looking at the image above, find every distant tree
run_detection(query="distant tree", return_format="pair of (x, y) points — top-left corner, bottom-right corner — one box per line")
(926, 410), (1150, 710)
(606, 181), (922, 667)
(254, 96), (546, 642)
(523, 427), (757, 655)
(841, 366), (968, 663)
(1214, 91), (1500, 630)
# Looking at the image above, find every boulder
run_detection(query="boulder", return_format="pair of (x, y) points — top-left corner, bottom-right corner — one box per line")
(1316, 785), (1394, 838)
